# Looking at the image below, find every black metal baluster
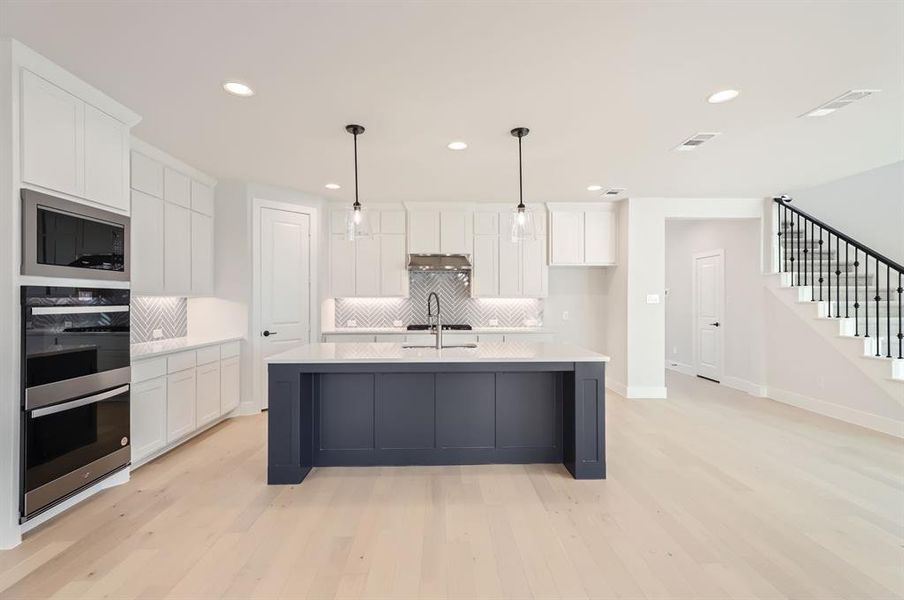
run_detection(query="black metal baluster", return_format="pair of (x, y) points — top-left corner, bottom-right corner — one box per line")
(844, 242), (849, 317)
(811, 221), (816, 301)
(802, 216), (808, 289)
(795, 212), (800, 286)
(827, 232), (832, 317)
(782, 205), (788, 273)
(875, 256), (881, 357)
(887, 265), (892, 358)
(835, 236), (841, 318)
(865, 256), (869, 339)
(854, 248), (860, 336)
(898, 271), (902, 360)
(818, 227), (824, 301)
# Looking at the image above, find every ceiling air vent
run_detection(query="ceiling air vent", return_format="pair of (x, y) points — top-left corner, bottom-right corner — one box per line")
(800, 89), (881, 118)
(674, 132), (721, 152)
(603, 187), (625, 196)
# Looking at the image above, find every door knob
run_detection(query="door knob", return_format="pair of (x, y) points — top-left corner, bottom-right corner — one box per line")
(262, 330), (278, 337)
(710, 322), (720, 327)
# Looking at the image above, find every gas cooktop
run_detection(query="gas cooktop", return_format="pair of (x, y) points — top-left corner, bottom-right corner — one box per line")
(406, 324), (472, 331)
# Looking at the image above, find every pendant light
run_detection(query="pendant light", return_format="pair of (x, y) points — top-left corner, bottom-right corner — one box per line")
(509, 127), (535, 242)
(344, 124), (371, 241)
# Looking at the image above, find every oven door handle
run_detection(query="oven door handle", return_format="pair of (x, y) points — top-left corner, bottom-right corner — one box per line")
(30, 385), (130, 418)
(31, 306), (129, 315)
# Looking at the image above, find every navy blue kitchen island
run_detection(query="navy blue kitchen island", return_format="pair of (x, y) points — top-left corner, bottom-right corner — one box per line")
(266, 341), (608, 484)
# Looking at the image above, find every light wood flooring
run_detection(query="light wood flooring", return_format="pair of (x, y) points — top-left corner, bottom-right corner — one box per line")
(1, 372), (902, 599)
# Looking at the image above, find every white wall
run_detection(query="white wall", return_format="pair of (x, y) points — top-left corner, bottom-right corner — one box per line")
(605, 200), (629, 395)
(545, 268), (609, 354)
(665, 219), (766, 389)
(789, 161), (904, 265)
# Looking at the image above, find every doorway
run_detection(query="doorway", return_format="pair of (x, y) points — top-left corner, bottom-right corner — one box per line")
(252, 199), (315, 410)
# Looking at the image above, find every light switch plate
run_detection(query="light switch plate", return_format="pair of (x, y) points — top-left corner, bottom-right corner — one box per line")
(346, 319), (357, 327)
(152, 328), (164, 339)
(646, 294), (660, 304)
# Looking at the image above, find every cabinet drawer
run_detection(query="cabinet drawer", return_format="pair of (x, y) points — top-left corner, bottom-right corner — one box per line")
(196, 345), (220, 365)
(167, 350), (197, 373)
(132, 357), (167, 383)
(220, 341), (240, 359)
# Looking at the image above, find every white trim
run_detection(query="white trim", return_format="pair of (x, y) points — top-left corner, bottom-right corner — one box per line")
(722, 375), (768, 397)
(665, 360), (695, 376)
(251, 198), (318, 411)
(692, 248), (725, 382)
(627, 386), (668, 399)
(130, 137), (217, 187)
(18, 275), (131, 289)
(765, 386), (904, 438)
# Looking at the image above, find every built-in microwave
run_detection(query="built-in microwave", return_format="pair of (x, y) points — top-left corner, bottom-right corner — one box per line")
(21, 189), (130, 281)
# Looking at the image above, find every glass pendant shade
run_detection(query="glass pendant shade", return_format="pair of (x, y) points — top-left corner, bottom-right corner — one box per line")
(510, 205), (535, 242)
(345, 204), (371, 241)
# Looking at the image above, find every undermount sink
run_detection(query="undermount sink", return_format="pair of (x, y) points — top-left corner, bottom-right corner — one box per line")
(402, 343), (478, 349)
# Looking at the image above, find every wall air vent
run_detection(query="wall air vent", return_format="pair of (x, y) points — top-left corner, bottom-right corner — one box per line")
(674, 132), (721, 152)
(603, 188), (625, 196)
(800, 89), (881, 118)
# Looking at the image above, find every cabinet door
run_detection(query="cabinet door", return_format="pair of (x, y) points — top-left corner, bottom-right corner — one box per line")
(196, 361), (221, 427)
(131, 151), (163, 197)
(499, 238), (521, 297)
(355, 236), (381, 297)
(164, 202), (192, 295)
(220, 356), (241, 415)
(84, 104), (129, 213)
(380, 210), (406, 235)
(440, 210), (470, 254)
(21, 69), (84, 198)
(131, 190), (165, 294)
(330, 235), (357, 297)
(550, 211), (584, 265)
(166, 369), (196, 442)
(408, 209), (440, 253)
(131, 376), (166, 464)
(474, 212), (499, 236)
(584, 210), (616, 265)
(380, 234), (408, 297)
(191, 212), (214, 296)
(191, 180), (215, 216)
(472, 236), (499, 297)
(164, 168), (191, 208)
(522, 237), (547, 298)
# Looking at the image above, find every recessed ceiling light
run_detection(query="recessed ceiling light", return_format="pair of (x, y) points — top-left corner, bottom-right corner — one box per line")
(223, 81), (254, 97)
(587, 185), (603, 192)
(447, 141), (468, 150)
(324, 183), (341, 190)
(707, 89), (739, 104)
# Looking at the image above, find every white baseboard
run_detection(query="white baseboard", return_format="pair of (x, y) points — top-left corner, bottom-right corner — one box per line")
(627, 386), (668, 399)
(765, 386), (904, 438)
(722, 375), (768, 397)
(606, 379), (627, 397)
(665, 360), (695, 376)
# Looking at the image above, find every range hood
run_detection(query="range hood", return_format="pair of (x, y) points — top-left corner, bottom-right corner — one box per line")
(407, 254), (472, 272)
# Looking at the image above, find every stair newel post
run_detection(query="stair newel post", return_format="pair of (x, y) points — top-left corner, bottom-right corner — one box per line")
(854, 248), (859, 336)
(864, 256), (869, 339)
(887, 265), (892, 359)
(875, 256), (881, 357)
(810, 221), (816, 301)
(835, 236), (841, 319)
(796, 212), (801, 287)
(802, 216), (808, 288)
(827, 231), (832, 318)
(818, 227), (824, 301)
(782, 204), (788, 273)
(844, 242), (849, 317)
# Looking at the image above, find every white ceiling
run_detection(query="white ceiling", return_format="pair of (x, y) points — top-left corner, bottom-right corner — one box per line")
(2, 1), (902, 204)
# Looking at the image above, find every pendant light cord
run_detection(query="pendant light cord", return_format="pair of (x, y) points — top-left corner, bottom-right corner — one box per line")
(353, 131), (360, 208)
(517, 135), (524, 209)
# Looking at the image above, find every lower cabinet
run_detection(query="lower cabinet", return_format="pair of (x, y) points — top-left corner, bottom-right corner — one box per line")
(130, 376), (167, 464)
(196, 361), (221, 427)
(166, 368), (196, 443)
(131, 341), (241, 468)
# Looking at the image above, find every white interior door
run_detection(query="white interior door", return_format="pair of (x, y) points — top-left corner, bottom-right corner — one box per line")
(694, 251), (724, 382)
(259, 207), (311, 408)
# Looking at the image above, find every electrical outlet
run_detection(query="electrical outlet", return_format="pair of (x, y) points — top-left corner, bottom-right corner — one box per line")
(346, 319), (357, 327)
(672, 346), (678, 355)
(488, 318), (499, 327)
(646, 294), (660, 304)
(152, 328), (164, 339)
(562, 311), (569, 321)
(392, 320), (403, 327)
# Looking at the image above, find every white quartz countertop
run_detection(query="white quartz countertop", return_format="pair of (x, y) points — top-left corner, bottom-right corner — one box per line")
(267, 341), (608, 364)
(322, 327), (553, 335)
(131, 335), (244, 359)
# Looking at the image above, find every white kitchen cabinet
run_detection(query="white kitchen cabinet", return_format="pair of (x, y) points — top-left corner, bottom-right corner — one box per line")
(191, 212), (214, 296)
(84, 104), (129, 213)
(355, 236), (382, 297)
(164, 202), (192, 294)
(408, 209), (440, 253)
(190, 180), (214, 216)
(130, 376), (167, 464)
(220, 356), (241, 414)
(521, 237), (548, 297)
(164, 168), (191, 208)
(380, 210), (406, 234)
(380, 234), (408, 296)
(474, 211), (499, 236)
(196, 361), (221, 427)
(166, 369), (196, 443)
(21, 69), (84, 199)
(330, 235), (357, 297)
(472, 235), (499, 297)
(131, 151), (163, 198)
(131, 190), (165, 294)
(498, 237), (521, 297)
(440, 210), (471, 254)
(548, 204), (617, 266)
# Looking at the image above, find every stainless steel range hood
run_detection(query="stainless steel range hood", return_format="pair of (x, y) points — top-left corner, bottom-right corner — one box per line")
(407, 254), (472, 272)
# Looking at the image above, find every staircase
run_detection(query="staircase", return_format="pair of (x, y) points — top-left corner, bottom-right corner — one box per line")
(771, 197), (904, 392)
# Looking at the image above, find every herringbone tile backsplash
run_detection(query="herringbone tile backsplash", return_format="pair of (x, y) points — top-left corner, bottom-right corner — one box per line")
(131, 296), (187, 343)
(335, 273), (543, 328)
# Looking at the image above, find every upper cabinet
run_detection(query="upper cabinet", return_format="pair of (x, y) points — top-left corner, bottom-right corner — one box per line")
(129, 140), (217, 296)
(472, 207), (548, 299)
(548, 203), (618, 266)
(407, 206), (472, 254)
(329, 207), (408, 298)
(18, 58), (139, 215)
